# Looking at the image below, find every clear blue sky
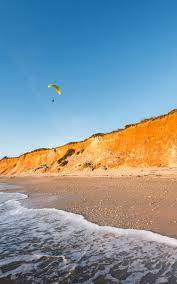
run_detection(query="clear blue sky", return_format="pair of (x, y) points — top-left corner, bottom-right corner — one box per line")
(1, 0), (177, 157)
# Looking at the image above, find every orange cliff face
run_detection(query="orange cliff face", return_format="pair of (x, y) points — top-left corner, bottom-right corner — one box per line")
(1, 109), (177, 175)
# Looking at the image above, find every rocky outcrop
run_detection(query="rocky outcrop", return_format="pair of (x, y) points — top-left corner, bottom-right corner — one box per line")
(1, 109), (177, 175)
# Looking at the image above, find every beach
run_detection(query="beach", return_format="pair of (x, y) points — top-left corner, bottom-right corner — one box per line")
(1, 170), (177, 282)
(1, 168), (177, 238)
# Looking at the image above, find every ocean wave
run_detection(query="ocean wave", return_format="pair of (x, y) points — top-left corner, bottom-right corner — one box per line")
(1, 188), (177, 283)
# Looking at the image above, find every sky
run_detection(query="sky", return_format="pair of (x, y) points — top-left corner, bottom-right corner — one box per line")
(1, 0), (177, 157)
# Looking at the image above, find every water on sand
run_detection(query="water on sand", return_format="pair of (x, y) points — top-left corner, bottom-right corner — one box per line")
(1, 184), (177, 283)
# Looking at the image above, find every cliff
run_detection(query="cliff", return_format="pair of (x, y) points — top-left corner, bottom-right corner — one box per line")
(1, 109), (177, 175)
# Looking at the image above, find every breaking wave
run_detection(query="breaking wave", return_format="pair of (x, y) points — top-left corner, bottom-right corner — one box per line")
(1, 184), (177, 283)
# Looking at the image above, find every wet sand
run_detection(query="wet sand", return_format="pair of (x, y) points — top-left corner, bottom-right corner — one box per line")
(1, 171), (177, 238)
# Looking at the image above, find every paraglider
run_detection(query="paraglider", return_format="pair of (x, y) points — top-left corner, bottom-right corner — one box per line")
(48, 83), (62, 102)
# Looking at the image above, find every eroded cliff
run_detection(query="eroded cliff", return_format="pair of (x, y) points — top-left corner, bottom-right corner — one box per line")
(1, 109), (177, 175)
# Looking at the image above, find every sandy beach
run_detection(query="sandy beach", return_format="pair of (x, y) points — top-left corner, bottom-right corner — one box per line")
(1, 168), (177, 239)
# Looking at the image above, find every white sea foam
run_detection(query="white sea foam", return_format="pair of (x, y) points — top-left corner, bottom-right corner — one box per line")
(1, 189), (177, 282)
(0, 192), (27, 204)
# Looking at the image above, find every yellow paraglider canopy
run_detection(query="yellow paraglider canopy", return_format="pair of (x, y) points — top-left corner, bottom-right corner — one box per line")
(48, 84), (62, 96)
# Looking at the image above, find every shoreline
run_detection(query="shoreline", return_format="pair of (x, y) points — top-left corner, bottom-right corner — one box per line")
(1, 171), (177, 239)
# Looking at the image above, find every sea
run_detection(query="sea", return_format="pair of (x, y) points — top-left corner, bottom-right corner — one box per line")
(1, 183), (177, 283)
